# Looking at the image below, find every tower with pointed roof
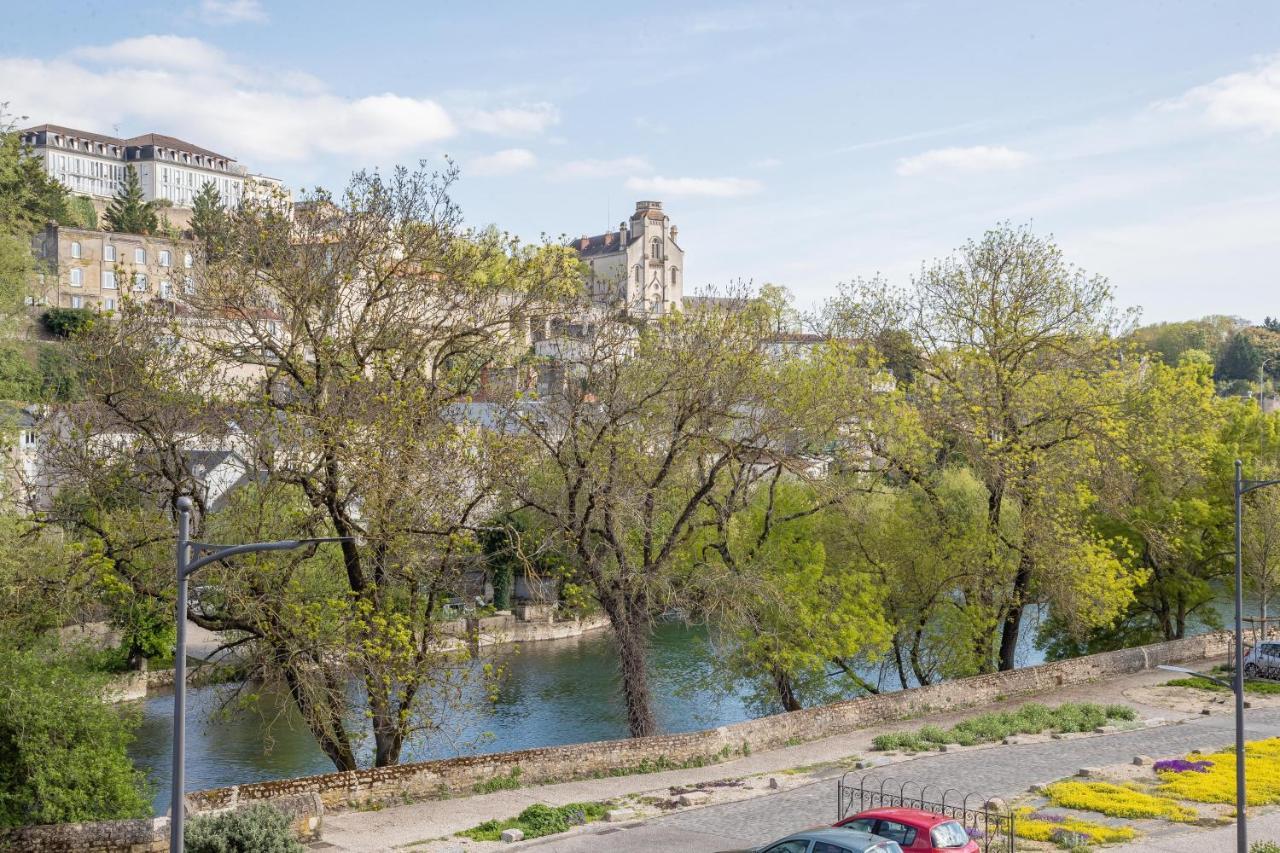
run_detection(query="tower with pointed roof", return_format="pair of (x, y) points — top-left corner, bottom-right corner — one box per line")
(570, 200), (684, 316)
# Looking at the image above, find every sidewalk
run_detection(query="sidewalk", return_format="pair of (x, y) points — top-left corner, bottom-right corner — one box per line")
(319, 664), (1217, 851)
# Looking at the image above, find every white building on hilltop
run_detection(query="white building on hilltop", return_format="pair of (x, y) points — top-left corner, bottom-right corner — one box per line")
(20, 124), (247, 209)
(570, 200), (684, 317)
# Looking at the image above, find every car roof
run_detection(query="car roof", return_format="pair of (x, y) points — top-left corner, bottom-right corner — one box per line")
(772, 827), (900, 850)
(850, 807), (954, 827)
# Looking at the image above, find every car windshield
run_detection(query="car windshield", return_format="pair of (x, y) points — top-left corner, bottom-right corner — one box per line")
(931, 821), (972, 848)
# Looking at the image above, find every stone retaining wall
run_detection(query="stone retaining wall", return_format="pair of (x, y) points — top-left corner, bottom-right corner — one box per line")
(186, 630), (1231, 814)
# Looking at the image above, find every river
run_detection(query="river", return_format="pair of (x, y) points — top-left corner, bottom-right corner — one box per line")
(130, 598), (1235, 814)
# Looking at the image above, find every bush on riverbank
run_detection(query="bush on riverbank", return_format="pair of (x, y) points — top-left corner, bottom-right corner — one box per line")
(184, 803), (303, 852)
(870, 702), (1137, 751)
(458, 801), (609, 841)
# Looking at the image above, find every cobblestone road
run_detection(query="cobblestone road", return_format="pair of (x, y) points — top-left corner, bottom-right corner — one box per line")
(532, 708), (1280, 852)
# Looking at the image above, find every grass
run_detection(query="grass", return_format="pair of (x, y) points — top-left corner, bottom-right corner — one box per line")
(457, 802), (609, 841)
(474, 767), (522, 794)
(1013, 808), (1137, 845)
(1157, 738), (1280, 806)
(870, 703), (1138, 752)
(1042, 781), (1198, 822)
(1166, 676), (1280, 695)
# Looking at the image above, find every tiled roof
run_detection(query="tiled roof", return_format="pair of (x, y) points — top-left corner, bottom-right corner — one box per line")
(125, 133), (232, 162)
(570, 232), (633, 258)
(22, 124), (127, 150)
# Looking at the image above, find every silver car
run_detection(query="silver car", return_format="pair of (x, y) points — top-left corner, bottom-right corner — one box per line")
(716, 827), (905, 853)
(1244, 641), (1280, 679)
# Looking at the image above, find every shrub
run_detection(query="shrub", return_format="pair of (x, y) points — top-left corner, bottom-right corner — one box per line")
(184, 803), (304, 853)
(0, 647), (152, 828)
(516, 803), (568, 837)
(41, 308), (94, 338)
(1252, 843), (1280, 853)
(1043, 781), (1197, 821)
(869, 703), (1136, 751)
(458, 801), (609, 842)
(474, 767), (522, 793)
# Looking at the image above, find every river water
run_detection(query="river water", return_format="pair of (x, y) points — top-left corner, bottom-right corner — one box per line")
(131, 599), (1236, 814)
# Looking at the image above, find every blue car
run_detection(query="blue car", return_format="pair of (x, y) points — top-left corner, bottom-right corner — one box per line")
(717, 827), (905, 853)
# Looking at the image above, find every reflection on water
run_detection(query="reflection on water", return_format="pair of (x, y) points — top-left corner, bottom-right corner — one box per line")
(131, 622), (763, 813)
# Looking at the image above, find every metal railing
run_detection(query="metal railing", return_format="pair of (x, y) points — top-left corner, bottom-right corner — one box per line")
(836, 773), (1016, 852)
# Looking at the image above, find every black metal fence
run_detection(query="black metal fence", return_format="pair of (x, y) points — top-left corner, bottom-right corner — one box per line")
(836, 773), (1016, 852)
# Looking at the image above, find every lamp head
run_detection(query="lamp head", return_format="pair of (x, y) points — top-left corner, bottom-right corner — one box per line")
(176, 495), (194, 512)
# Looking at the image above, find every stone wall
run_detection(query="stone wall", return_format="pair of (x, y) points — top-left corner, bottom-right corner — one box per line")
(186, 630), (1231, 815)
(0, 794), (323, 852)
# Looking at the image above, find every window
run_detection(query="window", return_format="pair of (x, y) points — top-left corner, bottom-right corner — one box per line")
(21, 430), (37, 447)
(159, 250), (171, 267)
(134, 247), (146, 264)
(104, 297), (116, 311)
(931, 821), (972, 848)
(812, 843), (854, 853)
(70, 241), (81, 259)
(650, 237), (662, 259)
(839, 819), (874, 833)
(104, 244), (115, 261)
(671, 267), (678, 285)
(871, 821), (916, 847)
(133, 273), (147, 291)
(184, 252), (193, 269)
(183, 275), (195, 295)
(70, 295), (82, 309)
(69, 268), (82, 286)
(160, 280), (172, 298)
(761, 842), (809, 853)
(634, 265), (642, 284)
(102, 270), (116, 289)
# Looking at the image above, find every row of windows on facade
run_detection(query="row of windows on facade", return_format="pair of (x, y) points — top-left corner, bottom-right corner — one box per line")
(70, 241), (193, 268)
(67, 268), (194, 294)
(42, 134), (232, 171)
(634, 265), (679, 284)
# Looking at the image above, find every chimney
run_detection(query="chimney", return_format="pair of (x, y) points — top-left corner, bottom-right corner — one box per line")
(619, 221), (628, 245)
(579, 235), (589, 250)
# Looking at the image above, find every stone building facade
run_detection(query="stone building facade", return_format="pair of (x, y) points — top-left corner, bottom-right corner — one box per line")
(571, 200), (684, 317)
(30, 224), (196, 311)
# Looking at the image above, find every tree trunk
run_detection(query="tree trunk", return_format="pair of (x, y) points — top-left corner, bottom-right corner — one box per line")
(772, 667), (802, 712)
(614, 615), (657, 737)
(998, 553), (1034, 671)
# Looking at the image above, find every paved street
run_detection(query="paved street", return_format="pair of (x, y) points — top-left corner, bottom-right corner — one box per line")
(525, 707), (1280, 852)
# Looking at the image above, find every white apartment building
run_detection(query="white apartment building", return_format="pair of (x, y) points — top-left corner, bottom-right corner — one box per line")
(20, 124), (246, 209)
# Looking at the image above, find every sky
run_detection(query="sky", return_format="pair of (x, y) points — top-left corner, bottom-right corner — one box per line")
(2, 0), (1279, 324)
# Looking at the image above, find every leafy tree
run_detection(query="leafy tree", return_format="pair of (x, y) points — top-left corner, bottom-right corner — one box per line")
(63, 195), (98, 230)
(0, 647), (152, 827)
(0, 107), (72, 234)
(1129, 317), (1235, 367)
(0, 345), (38, 400)
(103, 165), (158, 235)
(191, 181), (229, 260)
(478, 512), (566, 611)
(1266, 317), (1280, 334)
(1216, 332), (1263, 382)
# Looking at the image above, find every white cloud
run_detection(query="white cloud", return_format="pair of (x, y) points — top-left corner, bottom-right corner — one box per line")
(555, 157), (652, 179)
(71, 35), (226, 71)
(462, 103), (559, 136)
(470, 148), (537, 176)
(2, 40), (456, 164)
(625, 175), (762, 198)
(895, 145), (1031, 177)
(200, 0), (267, 24)
(1169, 54), (1280, 135)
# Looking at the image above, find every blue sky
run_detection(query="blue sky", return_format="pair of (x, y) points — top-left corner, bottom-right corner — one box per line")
(4, 0), (1279, 323)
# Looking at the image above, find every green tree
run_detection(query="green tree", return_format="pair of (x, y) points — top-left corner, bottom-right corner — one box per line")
(1216, 332), (1263, 383)
(0, 647), (152, 827)
(190, 181), (228, 260)
(64, 195), (98, 229)
(103, 165), (158, 235)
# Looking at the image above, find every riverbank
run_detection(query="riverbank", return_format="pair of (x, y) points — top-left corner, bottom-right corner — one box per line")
(318, 658), (1240, 851)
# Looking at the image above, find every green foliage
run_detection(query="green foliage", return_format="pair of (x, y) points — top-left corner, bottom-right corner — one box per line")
(1167, 677), (1280, 695)
(478, 513), (566, 612)
(1216, 332), (1263, 382)
(103, 165), (158, 235)
(184, 803), (304, 853)
(63, 195), (98, 230)
(473, 767), (522, 793)
(0, 647), (152, 827)
(0, 108), (74, 235)
(190, 181), (228, 260)
(458, 802), (608, 841)
(870, 703), (1135, 751)
(34, 343), (82, 401)
(1129, 316), (1235, 367)
(42, 307), (94, 337)
(0, 344), (38, 400)
(1252, 842), (1280, 853)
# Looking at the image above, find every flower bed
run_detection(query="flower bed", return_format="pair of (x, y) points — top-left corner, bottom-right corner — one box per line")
(1158, 738), (1280, 806)
(1013, 808), (1136, 845)
(1153, 758), (1214, 774)
(1042, 781), (1197, 821)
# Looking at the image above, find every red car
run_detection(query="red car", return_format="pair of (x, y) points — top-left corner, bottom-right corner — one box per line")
(834, 807), (980, 852)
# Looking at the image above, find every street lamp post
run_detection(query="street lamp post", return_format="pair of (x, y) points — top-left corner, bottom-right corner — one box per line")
(1226, 460), (1280, 853)
(169, 496), (350, 853)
